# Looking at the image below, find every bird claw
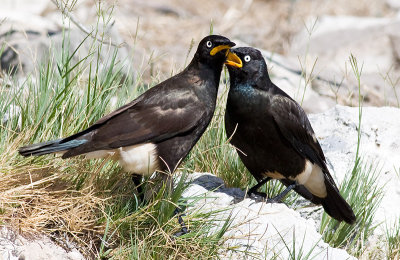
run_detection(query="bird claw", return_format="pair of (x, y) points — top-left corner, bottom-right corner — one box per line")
(248, 191), (267, 203)
(173, 208), (190, 237)
(173, 226), (189, 237)
(248, 191), (285, 204)
(266, 197), (282, 204)
(264, 183), (297, 204)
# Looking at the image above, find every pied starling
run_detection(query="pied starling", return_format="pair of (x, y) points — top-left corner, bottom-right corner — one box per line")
(19, 35), (235, 199)
(224, 47), (355, 224)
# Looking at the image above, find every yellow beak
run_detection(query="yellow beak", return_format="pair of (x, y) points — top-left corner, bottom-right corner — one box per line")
(224, 51), (243, 68)
(210, 45), (231, 56)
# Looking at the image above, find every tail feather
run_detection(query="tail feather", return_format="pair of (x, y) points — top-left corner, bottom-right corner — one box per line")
(19, 139), (87, 157)
(320, 178), (356, 224)
(280, 178), (356, 224)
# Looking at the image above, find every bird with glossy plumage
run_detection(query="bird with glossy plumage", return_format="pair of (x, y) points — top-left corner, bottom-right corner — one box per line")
(224, 47), (355, 224)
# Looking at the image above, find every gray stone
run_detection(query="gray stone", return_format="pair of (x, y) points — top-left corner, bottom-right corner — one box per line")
(0, 27), (130, 79)
(0, 227), (85, 260)
(0, 6), (131, 80)
(290, 15), (400, 108)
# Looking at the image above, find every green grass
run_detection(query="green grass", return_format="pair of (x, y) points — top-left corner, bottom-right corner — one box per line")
(97, 174), (232, 259)
(385, 218), (400, 260)
(319, 159), (384, 256)
(0, 16), (296, 257)
(395, 166), (400, 180)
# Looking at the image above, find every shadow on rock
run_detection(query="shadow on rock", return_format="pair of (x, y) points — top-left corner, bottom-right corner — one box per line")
(190, 174), (248, 204)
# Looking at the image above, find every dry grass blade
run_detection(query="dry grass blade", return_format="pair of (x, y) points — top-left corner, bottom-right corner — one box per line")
(0, 163), (110, 253)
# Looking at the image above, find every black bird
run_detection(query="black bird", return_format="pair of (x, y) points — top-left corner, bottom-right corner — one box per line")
(224, 47), (355, 224)
(19, 35), (235, 199)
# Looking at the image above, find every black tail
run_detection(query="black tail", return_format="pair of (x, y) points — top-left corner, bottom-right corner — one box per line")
(280, 178), (356, 224)
(19, 139), (87, 157)
(320, 178), (356, 224)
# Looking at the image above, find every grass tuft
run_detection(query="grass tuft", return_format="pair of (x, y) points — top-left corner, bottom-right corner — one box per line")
(385, 218), (400, 260)
(274, 226), (323, 260)
(319, 55), (384, 257)
(319, 159), (384, 256)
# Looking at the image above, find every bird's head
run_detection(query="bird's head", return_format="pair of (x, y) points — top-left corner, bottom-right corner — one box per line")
(194, 35), (236, 68)
(225, 47), (269, 85)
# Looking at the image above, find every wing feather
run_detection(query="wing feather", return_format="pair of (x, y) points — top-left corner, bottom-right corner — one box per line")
(269, 92), (343, 198)
(269, 94), (328, 171)
(62, 83), (206, 158)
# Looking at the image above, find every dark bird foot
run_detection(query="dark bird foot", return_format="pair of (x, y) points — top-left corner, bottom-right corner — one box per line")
(266, 197), (284, 204)
(248, 191), (267, 203)
(132, 174), (144, 202)
(173, 208), (189, 237)
(247, 177), (272, 202)
(248, 183), (297, 204)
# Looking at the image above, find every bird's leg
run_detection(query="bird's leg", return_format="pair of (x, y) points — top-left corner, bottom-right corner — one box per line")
(131, 173), (144, 202)
(156, 172), (189, 237)
(267, 183), (297, 203)
(248, 177), (272, 194)
(173, 207), (189, 237)
(247, 177), (272, 200)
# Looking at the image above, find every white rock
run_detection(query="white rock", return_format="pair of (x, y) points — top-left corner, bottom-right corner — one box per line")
(386, 0), (400, 10)
(289, 15), (400, 108)
(309, 105), (400, 225)
(183, 105), (400, 259)
(184, 173), (355, 259)
(0, 0), (51, 17)
(0, 226), (85, 260)
(2, 104), (21, 128)
(291, 15), (400, 74)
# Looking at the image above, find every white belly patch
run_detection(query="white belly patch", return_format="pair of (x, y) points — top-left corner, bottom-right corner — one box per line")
(118, 143), (159, 175)
(83, 143), (159, 176)
(293, 160), (327, 198)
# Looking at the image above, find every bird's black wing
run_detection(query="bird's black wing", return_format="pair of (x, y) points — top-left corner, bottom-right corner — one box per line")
(268, 90), (342, 194)
(269, 92), (327, 171)
(268, 90), (355, 223)
(62, 83), (206, 157)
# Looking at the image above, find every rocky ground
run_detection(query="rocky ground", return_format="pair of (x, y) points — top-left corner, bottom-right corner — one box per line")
(2, 105), (399, 259)
(1, 0), (400, 259)
(0, 226), (83, 260)
(181, 105), (400, 259)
